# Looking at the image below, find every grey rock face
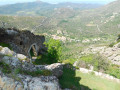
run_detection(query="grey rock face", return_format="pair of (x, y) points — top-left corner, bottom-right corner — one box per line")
(0, 46), (63, 90)
(2, 56), (21, 67)
(0, 71), (61, 90)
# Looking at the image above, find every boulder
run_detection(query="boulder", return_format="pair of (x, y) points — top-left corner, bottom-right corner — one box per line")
(45, 63), (63, 77)
(0, 47), (13, 56)
(16, 54), (27, 60)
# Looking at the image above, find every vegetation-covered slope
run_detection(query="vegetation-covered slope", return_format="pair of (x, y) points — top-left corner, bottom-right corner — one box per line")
(0, 1), (102, 16)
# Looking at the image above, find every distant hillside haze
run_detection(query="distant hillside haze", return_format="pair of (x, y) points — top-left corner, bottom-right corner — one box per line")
(0, 0), (120, 42)
(0, 1), (103, 16)
(0, 0), (115, 5)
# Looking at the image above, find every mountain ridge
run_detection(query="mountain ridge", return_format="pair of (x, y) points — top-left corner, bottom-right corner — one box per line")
(0, 1), (103, 16)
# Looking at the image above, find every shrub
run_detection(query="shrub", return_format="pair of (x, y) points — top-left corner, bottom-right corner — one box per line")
(76, 60), (88, 68)
(92, 55), (109, 72)
(76, 54), (94, 69)
(109, 42), (115, 47)
(76, 54), (110, 72)
(0, 42), (12, 50)
(34, 39), (62, 65)
(106, 64), (120, 79)
(44, 39), (62, 63)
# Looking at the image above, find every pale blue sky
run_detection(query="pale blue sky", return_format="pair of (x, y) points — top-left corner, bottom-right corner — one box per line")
(0, 0), (116, 5)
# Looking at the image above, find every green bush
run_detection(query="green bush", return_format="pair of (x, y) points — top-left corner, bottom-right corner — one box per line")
(34, 39), (62, 65)
(76, 54), (120, 79)
(77, 54), (110, 72)
(0, 42), (12, 50)
(76, 60), (88, 68)
(109, 42), (115, 47)
(44, 39), (62, 63)
(76, 54), (94, 69)
(106, 64), (120, 79)
(92, 55), (109, 72)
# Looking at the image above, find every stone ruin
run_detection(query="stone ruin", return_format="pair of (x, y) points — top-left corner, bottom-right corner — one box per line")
(0, 27), (46, 61)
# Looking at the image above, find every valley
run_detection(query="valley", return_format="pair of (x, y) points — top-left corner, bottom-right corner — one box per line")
(0, 0), (120, 90)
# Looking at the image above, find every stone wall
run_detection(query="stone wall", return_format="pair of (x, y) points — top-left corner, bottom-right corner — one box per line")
(0, 28), (46, 58)
(78, 68), (120, 83)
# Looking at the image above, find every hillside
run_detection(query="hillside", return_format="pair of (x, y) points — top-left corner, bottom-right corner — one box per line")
(1, 0), (120, 60)
(0, 0), (120, 90)
(0, 1), (102, 16)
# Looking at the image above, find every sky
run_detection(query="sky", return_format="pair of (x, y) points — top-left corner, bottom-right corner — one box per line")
(0, 0), (116, 5)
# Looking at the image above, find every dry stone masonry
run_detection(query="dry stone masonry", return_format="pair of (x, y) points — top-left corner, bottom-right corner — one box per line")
(0, 27), (46, 60)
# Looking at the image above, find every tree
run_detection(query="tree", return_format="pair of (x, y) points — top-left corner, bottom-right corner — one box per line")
(44, 39), (62, 63)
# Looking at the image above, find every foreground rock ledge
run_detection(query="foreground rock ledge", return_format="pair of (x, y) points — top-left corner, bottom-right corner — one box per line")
(0, 71), (61, 90)
(0, 46), (63, 90)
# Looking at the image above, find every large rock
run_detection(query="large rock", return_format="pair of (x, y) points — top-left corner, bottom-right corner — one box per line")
(45, 63), (63, 77)
(0, 47), (13, 56)
(16, 54), (27, 60)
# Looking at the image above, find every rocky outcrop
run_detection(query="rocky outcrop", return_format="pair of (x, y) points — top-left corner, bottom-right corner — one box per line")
(45, 63), (63, 77)
(81, 43), (120, 65)
(0, 46), (63, 77)
(0, 71), (61, 90)
(0, 46), (63, 90)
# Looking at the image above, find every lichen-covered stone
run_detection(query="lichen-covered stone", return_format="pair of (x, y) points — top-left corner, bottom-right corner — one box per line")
(0, 71), (61, 90)
(16, 54), (27, 60)
(0, 47), (13, 56)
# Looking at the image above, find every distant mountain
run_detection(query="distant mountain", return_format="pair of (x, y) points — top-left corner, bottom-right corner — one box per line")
(1, 0), (120, 42)
(0, 1), (103, 16)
